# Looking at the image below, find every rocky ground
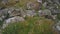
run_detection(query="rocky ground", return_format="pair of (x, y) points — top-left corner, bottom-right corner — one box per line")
(0, 0), (60, 34)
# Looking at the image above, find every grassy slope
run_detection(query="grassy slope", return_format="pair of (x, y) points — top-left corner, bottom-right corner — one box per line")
(2, 17), (56, 34)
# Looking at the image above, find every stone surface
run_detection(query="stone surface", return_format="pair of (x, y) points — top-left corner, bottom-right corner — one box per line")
(2, 16), (25, 29)
(8, 7), (20, 17)
(0, 0), (60, 33)
(26, 2), (41, 10)
(27, 2), (36, 9)
(43, 2), (47, 8)
(26, 10), (36, 17)
(53, 21), (60, 31)
(0, 8), (9, 19)
(38, 9), (51, 16)
(2, 0), (8, 5)
(5, 16), (25, 23)
(37, 0), (42, 3)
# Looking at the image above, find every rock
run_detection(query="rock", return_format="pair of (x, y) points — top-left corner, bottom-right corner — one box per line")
(2, 16), (25, 29)
(43, 0), (59, 10)
(8, 8), (14, 16)
(2, 0), (8, 5)
(53, 21), (60, 31)
(0, 8), (9, 19)
(47, 3), (58, 9)
(0, 7), (20, 19)
(26, 2), (41, 10)
(38, 9), (51, 16)
(37, 0), (42, 3)
(51, 9), (60, 15)
(52, 15), (57, 20)
(27, 2), (36, 9)
(38, 10), (43, 16)
(8, 7), (26, 18)
(5, 16), (25, 23)
(47, 0), (53, 3)
(42, 2), (47, 8)
(52, 0), (60, 5)
(26, 10), (36, 17)
(1, 0), (19, 6)
(0, 7), (26, 19)
(20, 9), (26, 17)
(8, 7), (20, 17)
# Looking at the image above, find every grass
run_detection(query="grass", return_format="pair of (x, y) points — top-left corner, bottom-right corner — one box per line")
(1, 17), (55, 34)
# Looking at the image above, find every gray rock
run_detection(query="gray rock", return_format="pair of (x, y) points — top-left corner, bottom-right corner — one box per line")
(38, 9), (51, 16)
(26, 10), (36, 17)
(0, 7), (26, 19)
(51, 15), (57, 20)
(5, 16), (25, 23)
(26, 2), (36, 9)
(37, 0), (42, 3)
(50, 8), (60, 15)
(44, 0), (60, 10)
(52, 0), (60, 5)
(53, 21), (60, 31)
(8, 7), (20, 17)
(43, 2), (47, 8)
(20, 8), (26, 17)
(2, 16), (25, 29)
(47, 0), (53, 3)
(8, 7), (26, 17)
(0, 8), (9, 19)
(2, 0), (8, 5)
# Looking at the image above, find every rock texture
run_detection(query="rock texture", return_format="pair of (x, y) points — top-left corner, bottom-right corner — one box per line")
(38, 9), (51, 16)
(2, 16), (25, 29)
(0, 0), (60, 33)
(26, 10), (36, 17)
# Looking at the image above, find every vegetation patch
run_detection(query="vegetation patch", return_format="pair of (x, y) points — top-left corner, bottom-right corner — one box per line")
(1, 17), (55, 34)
